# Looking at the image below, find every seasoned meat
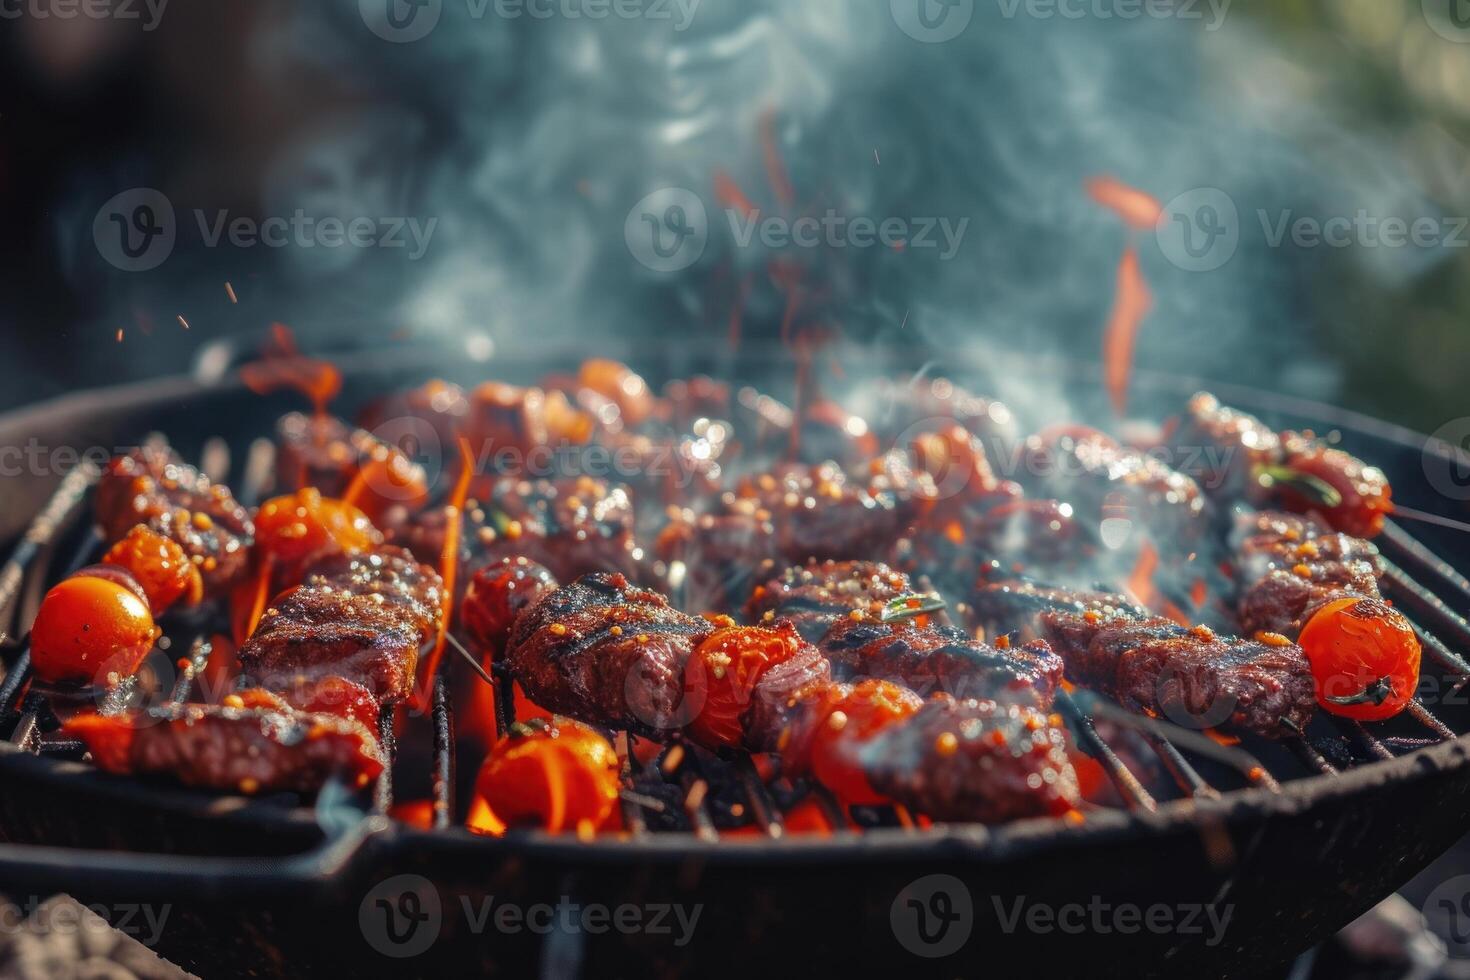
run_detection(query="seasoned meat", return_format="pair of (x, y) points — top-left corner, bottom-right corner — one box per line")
(744, 560), (913, 642)
(238, 547), (443, 704)
(862, 696), (1081, 823)
(656, 509), (783, 612)
(505, 573), (712, 736)
(1037, 609), (1314, 739)
(389, 476), (645, 585)
(1232, 510), (1383, 635)
(1278, 431), (1393, 539)
(970, 577), (1144, 628)
(95, 447), (255, 594)
(819, 617), (1062, 706)
(1172, 392), (1280, 501)
(66, 704), (383, 795)
(273, 412), (428, 519)
(1027, 430), (1208, 553)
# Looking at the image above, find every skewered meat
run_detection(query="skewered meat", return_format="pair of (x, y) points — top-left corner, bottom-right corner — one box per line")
(95, 447), (255, 594)
(818, 617), (1062, 706)
(862, 695), (1081, 823)
(1171, 392), (1280, 502)
(238, 547), (444, 705)
(1277, 431), (1393, 539)
(65, 704), (383, 795)
(274, 413), (428, 521)
(656, 508), (783, 611)
(505, 572), (712, 736)
(1230, 511), (1419, 720)
(1026, 429), (1208, 553)
(975, 579), (1314, 738)
(744, 560), (914, 642)
(389, 476), (645, 584)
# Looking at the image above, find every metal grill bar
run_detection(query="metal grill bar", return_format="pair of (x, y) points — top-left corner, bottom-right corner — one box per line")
(0, 463), (97, 644)
(1382, 520), (1470, 601)
(431, 675), (454, 831)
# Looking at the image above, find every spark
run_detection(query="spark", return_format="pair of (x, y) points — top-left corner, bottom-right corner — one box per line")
(900, 309), (910, 330)
(874, 148), (880, 166)
(177, 315), (190, 330)
(225, 282), (238, 304)
(115, 328), (124, 343)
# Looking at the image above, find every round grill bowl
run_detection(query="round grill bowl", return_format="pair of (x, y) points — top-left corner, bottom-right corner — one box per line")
(0, 344), (1466, 979)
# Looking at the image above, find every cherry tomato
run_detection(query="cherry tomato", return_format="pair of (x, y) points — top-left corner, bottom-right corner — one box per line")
(102, 525), (203, 614)
(461, 557), (558, 656)
(1299, 596), (1420, 721)
(807, 679), (923, 806)
(1277, 441), (1393, 539)
(473, 717), (620, 834)
(255, 488), (380, 570)
(686, 624), (810, 750)
(31, 574), (158, 685)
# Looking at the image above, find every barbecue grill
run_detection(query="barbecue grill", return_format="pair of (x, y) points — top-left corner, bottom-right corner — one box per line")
(1, 341), (1468, 979)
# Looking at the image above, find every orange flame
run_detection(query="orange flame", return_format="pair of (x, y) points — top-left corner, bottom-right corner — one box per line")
(411, 436), (476, 713)
(1127, 541), (1160, 608)
(240, 323), (343, 418)
(1101, 245), (1153, 416)
(1085, 176), (1163, 230)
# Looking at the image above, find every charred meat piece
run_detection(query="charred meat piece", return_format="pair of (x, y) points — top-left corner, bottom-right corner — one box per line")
(819, 617), (1063, 706)
(95, 447), (255, 595)
(1232, 510), (1384, 636)
(1171, 392), (1281, 502)
(1027, 429), (1208, 554)
(238, 547), (444, 705)
(1277, 431), (1393, 539)
(274, 413), (428, 520)
(745, 560), (914, 642)
(656, 509), (783, 612)
(389, 476), (644, 585)
(66, 704), (383, 795)
(861, 696), (1081, 823)
(1037, 609), (1315, 739)
(970, 576), (1145, 627)
(505, 573), (712, 736)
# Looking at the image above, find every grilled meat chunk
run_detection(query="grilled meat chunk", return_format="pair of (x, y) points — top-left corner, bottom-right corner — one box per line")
(66, 704), (383, 795)
(274, 412), (428, 520)
(745, 560), (914, 642)
(389, 476), (644, 584)
(238, 547), (443, 704)
(505, 573), (712, 736)
(862, 696), (1081, 823)
(95, 447), (255, 594)
(1233, 511), (1383, 635)
(819, 617), (1063, 706)
(1038, 609), (1314, 738)
(1027, 430), (1208, 553)
(970, 576), (1144, 626)
(1172, 392), (1281, 502)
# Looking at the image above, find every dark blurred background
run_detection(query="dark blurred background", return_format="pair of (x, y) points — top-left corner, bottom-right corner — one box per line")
(1, 0), (1468, 432)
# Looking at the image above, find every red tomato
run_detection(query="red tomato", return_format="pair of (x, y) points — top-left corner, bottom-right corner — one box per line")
(473, 717), (620, 834)
(685, 624), (808, 750)
(807, 679), (923, 806)
(30, 575), (158, 685)
(102, 524), (203, 613)
(1299, 596), (1420, 721)
(254, 488), (380, 569)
